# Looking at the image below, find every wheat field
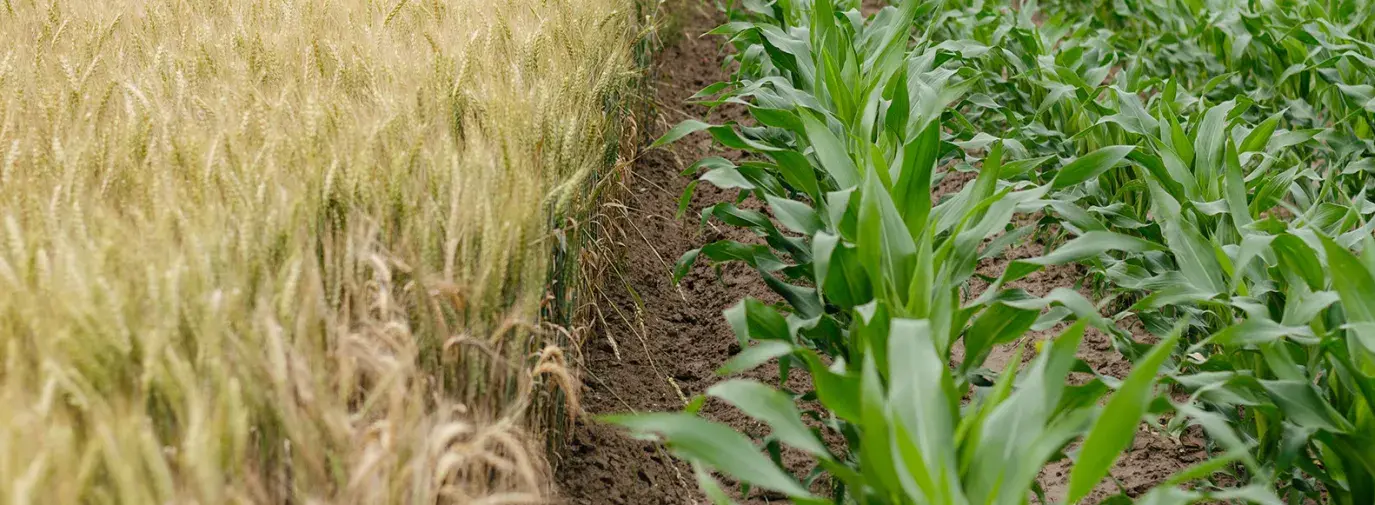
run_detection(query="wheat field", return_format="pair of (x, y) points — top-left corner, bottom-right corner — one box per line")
(0, 0), (644, 502)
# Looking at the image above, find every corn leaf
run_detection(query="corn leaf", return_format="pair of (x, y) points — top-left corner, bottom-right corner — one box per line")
(1068, 327), (1182, 503)
(888, 318), (965, 503)
(653, 120), (712, 148)
(1051, 145), (1137, 189)
(708, 379), (831, 457)
(605, 413), (815, 498)
(801, 113), (860, 188)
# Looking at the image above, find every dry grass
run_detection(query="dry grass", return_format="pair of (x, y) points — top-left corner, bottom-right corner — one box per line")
(0, 0), (646, 502)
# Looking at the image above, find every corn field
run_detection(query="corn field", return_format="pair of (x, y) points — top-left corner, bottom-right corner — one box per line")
(617, 0), (1375, 503)
(0, 0), (646, 502)
(5, 0), (1375, 502)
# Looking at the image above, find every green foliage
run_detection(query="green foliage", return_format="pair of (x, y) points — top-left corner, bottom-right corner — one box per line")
(615, 0), (1375, 502)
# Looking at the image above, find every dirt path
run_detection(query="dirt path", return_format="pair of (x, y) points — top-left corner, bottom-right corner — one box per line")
(553, 3), (771, 503)
(554, 2), (1202, 503)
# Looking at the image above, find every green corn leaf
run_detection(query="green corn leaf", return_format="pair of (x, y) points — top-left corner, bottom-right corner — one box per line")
(677, 180), (700, 219)
(864, 0), (924, 78)
(718, 341), (795, 375)
(1272, 234), (1325, 291)
(860, 351), (902, 495)
(653, 120), (712, 148)
(750, 106), (805, 133)
(724, 298), (790, 344)
(763, 273), (824, 319)
(884, 67), (912, 135)
(1223, 138), (1252, 231)
(1257, 380), (1354, 433)
(948, 190), (1021, 286)
(1051, 145), (1137, 189)
(869, 143), (894, 190)
(1068, 326), (1183, 503)
(1324, 236), (1375, 320)
(604, 413), (815, 498)
(709, 203), (778, 233)
(682, 156), (736, 177)
(1161, 103), (1195, 169)
(858, 169), (917, 305)
(691, 240), (787, 273)
(971, 322), (1089, 505)
(765, 195), (823, 235)
(811, 230), (840, 289)
(1203, 318), (1317, 348)
(1174, 372), (1267, 407)
(888, 318), (965, 503)
(1132, 147), (1189, 201)
(1001, 231), (1164, 285)
(767, 150), (823, 200)
(1322, 236), (1375, 357)
(1161, 217), (1226, 296)
(704, 21), (752, 37)
(1271, 128), (1320, 150)
(813, 231), (871, 308)
(996, 288), (1108, 330)
(1130, 487), (1207, 505)
(1240, 112), (1283, 153)
(700, 166), (756, 190)
(708, 379), (830, 457)
(1193, 101), (1236, 196)
(673, 248), (701, 284)
(1230, 234), (1276, 293)
(1137, 484), (1284, 505)
(854, 300), (891, 378)
(1172, 402), (1256, 469)
(966, 140), (1004, 221)
(1001, 154), (1055, 179)
(825, 186), (854, 224)
(798, 350), (861, 422)
(818, 40), (856, 125)
(1031, 230), (1164, 264)
(693, 462), (737, 505)
(801, 113), (860, 189)
(960, 302), (1038, 372)
(1049, 200), (1109, 233)
(1161, 453), (1242, 489)
(1155, 140), (1199, 202)
(957, 344), (1022, 485)
(1208, 486), (1284, 505)
(709, 124), (784, 152)
(893, 120), (942, 239)
(1281, 290), (1340, 327)
(1129, 283), (1218, 313)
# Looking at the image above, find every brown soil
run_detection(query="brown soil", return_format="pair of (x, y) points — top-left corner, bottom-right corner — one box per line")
(552, 3), (781, 503)
(554, 2), (1202, 503)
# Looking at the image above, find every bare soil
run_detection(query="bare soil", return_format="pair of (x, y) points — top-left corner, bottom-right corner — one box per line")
(554, 2), (1203, 503)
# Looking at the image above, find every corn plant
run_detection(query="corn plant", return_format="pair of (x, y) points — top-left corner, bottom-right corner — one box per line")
(1044, 0), (1375, 152)
(1005, 71), (1375, 502)
(610, 0), (1285, 502)
(928, 0), (1375, 214)
(611, 316), (1282, 504)
(657, 0), (1138, 386)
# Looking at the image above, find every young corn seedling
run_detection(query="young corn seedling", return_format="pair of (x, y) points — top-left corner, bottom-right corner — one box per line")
(1012, 75), (1375, 502)
(613, 0), (1283, 502)
(660, 0), (1108, 389)
(1047, 0), (1375, 153)
(610, 315), (1278, 504)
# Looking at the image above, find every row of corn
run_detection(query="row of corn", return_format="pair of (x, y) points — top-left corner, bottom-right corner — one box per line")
(615, 0), (1375, 503)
